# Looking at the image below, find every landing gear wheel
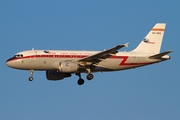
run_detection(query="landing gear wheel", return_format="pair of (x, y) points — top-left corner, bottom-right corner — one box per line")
(29, 77), (33, 81)
(29, 70), (34, 81)
(87, 73), (94, 80)
(77, 79), (84, 85)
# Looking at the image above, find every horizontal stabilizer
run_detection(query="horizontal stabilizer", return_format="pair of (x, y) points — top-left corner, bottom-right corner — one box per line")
(148, 51), (173, 59)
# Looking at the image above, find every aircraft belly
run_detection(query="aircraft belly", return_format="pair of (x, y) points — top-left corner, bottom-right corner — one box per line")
(31, 58), (59, 70)
(16, 57), (78, 71)
(99, 59), (125, 70)
(15, 58), (56, 70)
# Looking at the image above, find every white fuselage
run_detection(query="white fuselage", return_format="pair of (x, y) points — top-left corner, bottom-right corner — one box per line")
(6, 50), (169, 72)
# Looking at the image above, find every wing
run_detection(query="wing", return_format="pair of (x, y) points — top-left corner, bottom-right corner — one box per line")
(78, 42), (129, 66)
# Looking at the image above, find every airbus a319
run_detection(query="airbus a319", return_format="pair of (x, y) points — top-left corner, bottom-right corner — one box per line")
(6, 23), (173, 85)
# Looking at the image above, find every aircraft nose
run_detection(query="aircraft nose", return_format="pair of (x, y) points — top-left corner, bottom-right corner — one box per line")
(6, 58), (14, 68)
(6, 60), (11, 67)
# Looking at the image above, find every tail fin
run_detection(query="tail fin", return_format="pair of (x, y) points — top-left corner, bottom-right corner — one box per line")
(133, 23), (166, 54)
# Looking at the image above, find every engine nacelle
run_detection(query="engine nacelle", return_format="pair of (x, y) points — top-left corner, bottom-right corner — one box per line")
(52, 61), (84, 73)
(46, 71), (71, 80)
(60, 62), (81, 73)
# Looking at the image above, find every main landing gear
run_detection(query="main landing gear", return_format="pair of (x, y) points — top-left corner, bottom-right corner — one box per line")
(76, 73), (94, 85)
(85, 67), (94, 81)
(87, 73), (94, 80)
(29, 70), (34, 81)
(76, 73), (84, 85)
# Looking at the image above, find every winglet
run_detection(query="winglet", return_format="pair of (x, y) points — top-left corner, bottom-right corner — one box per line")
(124, 42), (129, 47)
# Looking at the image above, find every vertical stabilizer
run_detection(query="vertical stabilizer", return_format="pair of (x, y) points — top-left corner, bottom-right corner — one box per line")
(133, 23), (166, 54)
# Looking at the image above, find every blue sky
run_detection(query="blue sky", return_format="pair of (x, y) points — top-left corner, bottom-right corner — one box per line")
(1, 0), (180, 120)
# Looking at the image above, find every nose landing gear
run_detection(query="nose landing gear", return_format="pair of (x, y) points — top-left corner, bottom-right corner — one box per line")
(29, 77), (33, 81)
(29, 70), (34, 81)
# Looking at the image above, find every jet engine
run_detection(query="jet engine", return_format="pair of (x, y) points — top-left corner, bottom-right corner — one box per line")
(52, 61), (84, 73)
(46, 71), (71, 80)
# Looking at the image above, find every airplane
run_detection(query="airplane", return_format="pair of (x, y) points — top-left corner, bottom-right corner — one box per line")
(6, 23), (173, 85)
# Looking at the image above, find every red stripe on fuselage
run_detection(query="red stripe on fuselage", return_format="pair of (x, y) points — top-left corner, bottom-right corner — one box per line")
(119, 56), (156, 66)
(6, 55), (156, 66)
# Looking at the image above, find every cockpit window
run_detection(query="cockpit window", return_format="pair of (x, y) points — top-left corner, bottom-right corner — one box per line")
(13, 54), (23, 58)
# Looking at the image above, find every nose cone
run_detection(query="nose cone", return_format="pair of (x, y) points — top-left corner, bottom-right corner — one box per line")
(6, 60), (12, 67)
(6, 58), (15, 68)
